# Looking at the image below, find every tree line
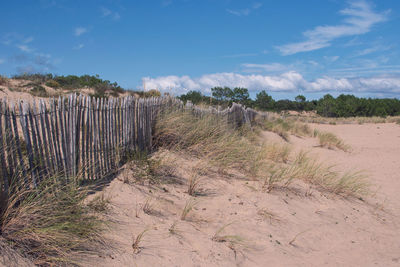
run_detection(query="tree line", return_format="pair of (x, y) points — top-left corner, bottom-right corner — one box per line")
(178, 87), (400, 117)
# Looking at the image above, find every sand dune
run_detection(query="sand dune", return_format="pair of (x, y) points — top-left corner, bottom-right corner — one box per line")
(84, 122), (400, 267)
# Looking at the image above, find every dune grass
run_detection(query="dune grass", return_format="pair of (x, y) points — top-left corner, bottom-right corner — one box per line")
(290, 151), (369, 196)
(132, 229), (149, 254)
(181, 198), (198, 221)
(0, 175), (106, 265)
(260, 118), (312, 141)
(314, 130), (350, 151)
(293, 114), (400, 125)
(154, 109), (369, 198)
(154, 109), (270, 176)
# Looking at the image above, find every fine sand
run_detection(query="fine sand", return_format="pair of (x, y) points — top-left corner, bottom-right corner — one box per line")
(83, 122), (400, 266)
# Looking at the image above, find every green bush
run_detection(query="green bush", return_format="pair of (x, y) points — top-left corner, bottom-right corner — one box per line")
(45, 79), (60, 88)
(30, 85), (49, 97)
(0, 75), (8, 85)
(144, 89), (161, 98)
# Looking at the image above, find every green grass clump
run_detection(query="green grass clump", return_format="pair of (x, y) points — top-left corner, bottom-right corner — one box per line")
(260, 118), (312, 141)
(315, 131), (350, 151)
(289, 151), (370, 197)
(154, 109), (369, 198)
(154, 109), (268, 176)
(0, 175), (106, 265)
(0, 75), (8, 85)
(30, 85), (49, 97)
(45, 79), (60, 89)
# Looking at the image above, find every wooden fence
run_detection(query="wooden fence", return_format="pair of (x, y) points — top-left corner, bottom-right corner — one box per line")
(0, 94), (260, 196)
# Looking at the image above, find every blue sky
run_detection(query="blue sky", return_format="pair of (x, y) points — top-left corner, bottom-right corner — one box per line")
(1, 0), (400, 100)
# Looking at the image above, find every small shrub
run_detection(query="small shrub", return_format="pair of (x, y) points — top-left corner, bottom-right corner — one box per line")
(0, 75), (8, 85)
(30, 85), (48, 97)
(45, 79), (60, 89)
(144, 89), (161, 98)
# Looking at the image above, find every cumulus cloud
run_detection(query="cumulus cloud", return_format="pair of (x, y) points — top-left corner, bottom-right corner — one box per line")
(277, 1), (389, 55)
(74, 27), (87, 36)
(73, 44), (85, 50)
(324, 56), (340, 62)
(101, 7), (120, 20)
(242, 63), (290, 72)
(17, 44), (33, 53)
(227, 2), (262, 16)
(141, 72), (400, 95)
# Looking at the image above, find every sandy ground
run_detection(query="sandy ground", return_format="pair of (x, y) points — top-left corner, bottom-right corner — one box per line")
(82, 123), (400, 267)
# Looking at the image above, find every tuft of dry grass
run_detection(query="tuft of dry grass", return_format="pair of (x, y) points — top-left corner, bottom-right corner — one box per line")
(154, 109), (368, 198)
(142, 197), (156, 215)
(0, 75), (8, 86)
(180, 198), (198, 221)
(264, 143), (291, 163)
(315, 131), (350, 151)
(289, 151), (370, 197)
(211, 222), (245, 245)
(0, 175), (106, 265)
(260, 118), (312, 141)
(187, 173), (203, 196)
(154, 109), (274, 176)
(87, 193), (111, 213)
(132, 229), (149, 254)
(257, 208), (280, 224)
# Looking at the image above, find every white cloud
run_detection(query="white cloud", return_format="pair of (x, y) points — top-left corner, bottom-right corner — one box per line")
(23, 36), (34, 43)
(73, 44), (85, 50)
(101, 7), (120, 20)
(74, 27), (87, 36)
(227, 2), (262, 16)
(242, 63), (288, 72)
(242, 60), (320, 74)
(17, 44), (33, 53)
(356, 44), (390, 56)
(277, 1), (389, 55)
(223, 53), (258, 58)
(324, 55), (340, 62)
(141, 72), (400, 95)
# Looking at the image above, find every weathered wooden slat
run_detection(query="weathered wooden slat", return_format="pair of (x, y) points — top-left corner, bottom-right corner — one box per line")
(38, 100), (52, 175)
(3, 100), (15, 182)
(113, 98), (118, 164)
(116, 98), (122, 153)
(81, 96), (87, 179)
(29, 102), (44, 180)
(20, 102), (37, 187)
(0, 101), (9, 193)
(75, 94), (83, 177)
(122, 97), (127, 148)
(126, 97), (130, 149)
(32, 101), (47, 178)
(91, 99), (99, 179)
(107, 98), (112, 169)
(59, 96), (68, 177)
(109, 98), (115, 168)
(51, 98), (62, 173)
(132, 97), (137, 150)
(11, 104), (27, 185)
(96, 98), (104, 177)
(70, 94), (76, 177)
(42, 100), (56, 174)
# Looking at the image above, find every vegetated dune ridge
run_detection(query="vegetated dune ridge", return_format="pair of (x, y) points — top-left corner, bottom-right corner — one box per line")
(84, 123), (400, 267)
